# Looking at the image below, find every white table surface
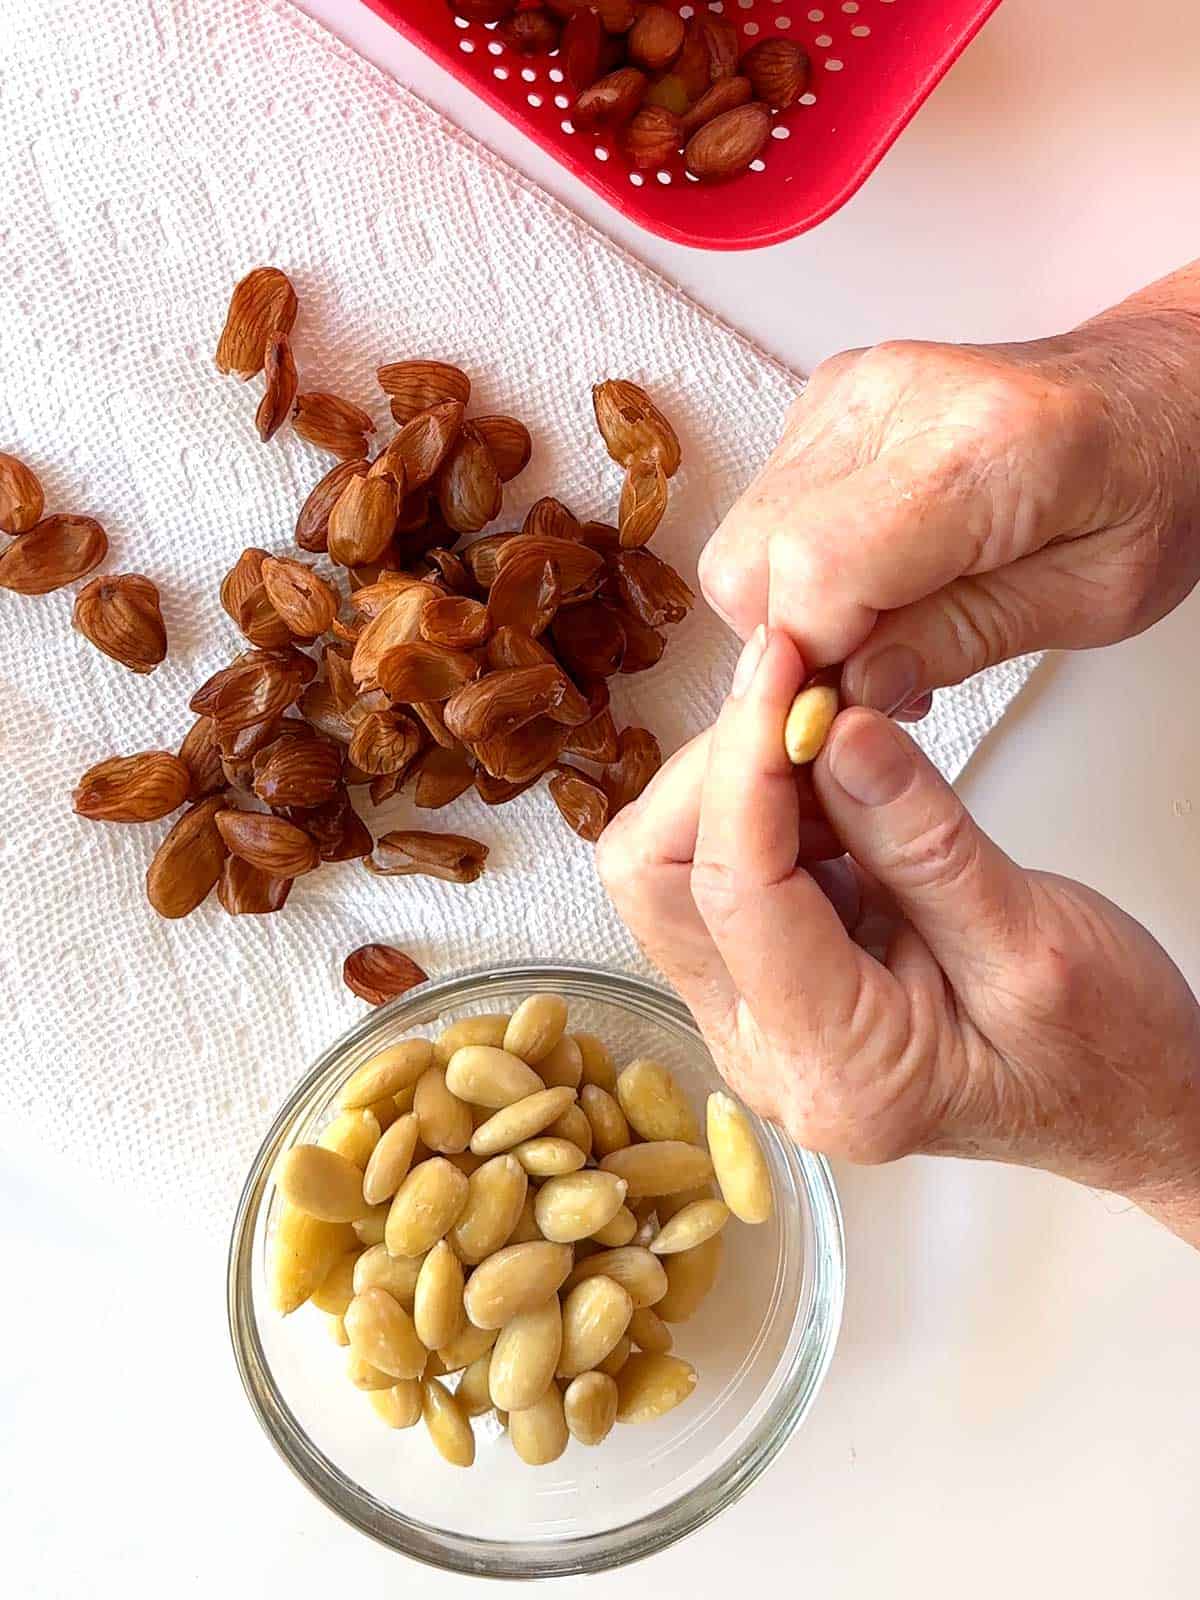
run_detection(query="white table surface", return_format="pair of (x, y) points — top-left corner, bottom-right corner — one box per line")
(6, 1), (1199, 1594)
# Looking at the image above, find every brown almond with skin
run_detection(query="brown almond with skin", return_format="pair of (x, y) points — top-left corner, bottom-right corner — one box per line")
(215, 809), (319, 877)
(685, 101), (771, 180)
(0, 515), (107, 595)
(343, 944), (428, 1005)
(618, 455), (668, 546)
(437, 425), (502, 535)
(551, 602), (627, 679)
(219, 548), (292, 649)
(292, 392), (376, 460)
(177, 717), (224, 799)
(522, 497), (580, 541)
(376, 640), (479, 704)
(260, 556), (339, 639)
(548, 763), (610, 843)
(351, 582), (440, 690)
(592, 379), (681, 476)
(217, 855), (292, 916)
(327, 474), (400, 568)
(252, 733), (343, 807)
(472, 717), (568, 785)
(146, 796), (229, 918)
(295, 459), (370, 554)
(495, 536), (603, 601)
(72, 574), (167, 674)
(628, 5), (684, 72)
(574, 67), (648, 130)
(603, 726), (662, 812)
(595, 0), (635, 34)
(443, 664), (567, 744)
(497, 8), (560, 54)
(348, 708), (423, 775)
(741, 37), (811, 109)
(471, 416), (532, 482)
(679, 74), (752, 137)
(0, 453), (44, 534)
(377, 360), (470, 426)
(365, 830), (488, 884)
(256, 332), (299, 442)
(420, 594), (490, 650)
(487, 552), (561, 638)
(618, 608), (666, 673)
(191, 648), (312, 731)
(561, 6), (605, 92)
(611, 548), (694, 626)
(411, 745), (475, 809)
(674, 17), (713, 100)
(624, 105), (683, 170)
(696, 14), (739, 81)
(215, 267), (298, 380)
(73, 751), (192, 823)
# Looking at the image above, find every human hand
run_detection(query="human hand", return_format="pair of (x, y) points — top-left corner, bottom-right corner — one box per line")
(598, 628), (1200, 1247)
(699, 302), (1200, 713)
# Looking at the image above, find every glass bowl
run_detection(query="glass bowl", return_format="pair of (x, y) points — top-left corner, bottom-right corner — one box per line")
(228, 962), (844, 1578)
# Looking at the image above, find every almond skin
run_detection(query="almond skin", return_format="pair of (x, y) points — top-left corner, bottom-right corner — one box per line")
(348, 708), (424, 776)
(376, 360), (471, 426)
(498, 9), (561, 54)
(260, 556), (340, 640)
(740, 38), (811, 109)
(219, 548), (292, 649)
(0, 453), (45, 534)
(343, 944), (429, 1006)
(443, 664), (568, 744)
(364, 830), (488, 884)
(618, 456), (668, 546)
(189, 648), (311, 731)
(624, 105), (683, 171)
(177, 717), (225, 800)
(602, 726), (662, 813)
(0, 514), (107, 595)
(73, 751), (192, 823)
(610, 549), (695, 627)
(215, 266), (298, 380)
(376, 400), (466, 492)
(471, 416), (532, 483)
(72, 574), (167, 674)
(684, 101), (771, 180)
(437, 425), (503, 536)
(215, 809), (319, 877)
(548, 763), (610, 843)
(292, 392), (376, 460)
(256, 332), (299, 442)
(251, 732), (344, 808)
(591, 380), (680, 476)
(522, 497), (580, 541)
(295, 459), (370, 554)
(146, 796), (229, 918)
(327, 474), (400, 568)
(217, 856), (292, 916)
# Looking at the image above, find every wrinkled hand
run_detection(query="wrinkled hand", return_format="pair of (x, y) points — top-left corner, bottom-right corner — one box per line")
(598, 629), (1200, 1246)
(699, 319), (1200, 712)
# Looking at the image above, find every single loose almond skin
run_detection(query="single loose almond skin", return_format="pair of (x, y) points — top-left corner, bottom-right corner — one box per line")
(327, 474), (400, 568)
(219, 548), (292, 649)
(215, 266), (298, 380)
(72, 574), (167, 673)
(618, 456), (668, 547)
(548, 763), (610, 843)
(344, 944), (429, 1005)
(470, 416), (532, 483)
(295, 459), (370, 554)
(364, 830), (489, 884)
(252, 732), (344, 808)
(592, 380), (681, 477)
(146, 796), (229, 918)
(603, 726), (662, 813)
(256, 332), (299, 442)
(217, 855), (292, 916)
(437, 426), (503, 536)
(0, 515), (107, 595)
(293, 392), (376, 460)
(178, 717), (225, 800)
(215, 809), (320, 877)
(376, 361), (471, 426)
(0, 453), (45, 534)
(73, 751), (192, 823)
(260, 556), (340, 640)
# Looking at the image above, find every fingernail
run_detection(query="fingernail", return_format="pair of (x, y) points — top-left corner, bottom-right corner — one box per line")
(849, 644), (922, 715)
(730, 625), (767, 698)
(826, 713), (915, 806)
(894, 691), (934, 724)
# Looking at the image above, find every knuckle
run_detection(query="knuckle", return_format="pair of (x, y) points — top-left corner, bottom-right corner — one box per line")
(689, 856), (743, 926)
(888, 803), (981, 900)
(938, 581), (1017, 675)
(594, 814), (645, 901)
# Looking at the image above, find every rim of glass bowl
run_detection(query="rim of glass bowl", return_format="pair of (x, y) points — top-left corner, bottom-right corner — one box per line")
(228, 961), (845, 1579)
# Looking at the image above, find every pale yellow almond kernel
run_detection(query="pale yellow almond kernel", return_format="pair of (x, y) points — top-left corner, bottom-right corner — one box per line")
(575, 1033), (617, 1093)
(437, 1322), (497, 1373)
(505, 1189), (544, 1245)
(423, 1349), (449, 1379)
(344, 1286), (428, 1379)
(385, 1157), (470, 1257)
(347, 1352), (404, 1390)
(340, 1038), (433, 1108)
(535, 1170), (628, 1244)
(421, 1378), (475, 1467)
(563, 1246), (668, 1309)
(276, 1145), (370, 1223)
(414, 1240), (465, 1351)
(502, 994), (568, 1065)
(489, 1297), (563, 1412)
(509, 1384), (568, 1466)
(591, 1205), (638, 1248)
(548, 1102), (593, 1159)
(628, 1306), (673, 1355)
(352, 1203), (390, 1246)
(706, 1092), (773, 1224)
(656, 1233), (723, 1324)
(537, 1033), (583, 1090)
(414, 1066), (473, 1154)
(649, 1198), (730, 1255)
(353, 1242), (423, 1308)
(445, 1148), (486, 1177)
(369, 1378), (423, 1428)
(328, 1315), (350, 1347)
(563, 1371), (618, 1447)
(615, 1352), (698, 1423)
(655, 1183), (714, 1223)
(596, 1334), (631, 1378)
(269, 1204), (358, 1314)
(557, 1275), (634, 1379)
(599, 1141), (713, 1200)
(456, 1350), (495, 1416)
(362, 1111), (421, 1205)
(431, 1012), (511, 1070)
(784, 682), (839, 766)
(615, 1058), (699, 1144)
(392, 1083), (417, 1117)
(311, 1249), (362, 1316)
(462, 1241), (574, 1330)
(444, 1044), (543, 1109)
(580, 1085), (630, 1158)
(366, 1094), (401, 1132)
(450, 1154), (529, 1265)
(318, 1108), (381, 1169)
(469, 1086), (577, 1157)
(511, 1137), (587, 1178)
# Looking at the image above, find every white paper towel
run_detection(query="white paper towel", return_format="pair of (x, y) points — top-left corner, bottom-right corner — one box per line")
(0, 0), (1038, 1231)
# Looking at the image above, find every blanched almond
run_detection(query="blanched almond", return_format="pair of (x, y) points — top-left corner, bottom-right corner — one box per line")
(503, 994), (568, 1065)
(276, 1144), (370, 1223)
(437, 1321), (497, 1374)
(462, 1241), (574, 1330)
(628, 1306), (673, 1355)
(413, 1240), (465, 1351)
(385, 1156), (469, 1256)
(421, 1378), (476, 1466)
(352, 1243), (423, 1309)
(344, 1286), (427, 1380)
(340, 1038), (433, 1107)
(649, 1198), (730, 1255)
(347, 1352), (405, 1391)
(361, 1111), (420, 1204)
(599, 1141), (713, 1199)
(616, 1058), (699, 1144)
(414, 1067), (474, 1154)
(508, 1384), (568, 1467)
(457, 1350), (495, 1417)
(563, 1371), (618, 1446)
(563, 1246), (668, 1309)
(269, 1204), (357, 1314)
(707, 1091), (773, 1223)
(470, 1087), (577, 1158)
(597, 1334), (632, 1378)
(557, 1275), (634, 1379)
(311, 1250), (360, 1316)
(318, 1108), (382, 1170)
(432, 1013), (511, 1069)
(535, 1171), (628, 1244)
(449, 1152), (529, 1265)
(547, 1102), (593, 1159)
(591, 1205), (637, 1249)
(489, 1297), (563, 1412)
(615, 1353), (697, 1423)
(655, 1232), (723, 1323)
(511, 1137), (587, 1178)
(352, 1204), (390, 1247)
(575, 1034), (618, 1093)
(445, 1045), (543, 1110)
(580, 1085), (631, 1158)
(505, 1190), (544, 1247)
(369, 1380), (422, 1429)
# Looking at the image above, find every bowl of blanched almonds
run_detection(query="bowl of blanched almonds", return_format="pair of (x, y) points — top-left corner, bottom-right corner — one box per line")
(228, 962), (844, 1576)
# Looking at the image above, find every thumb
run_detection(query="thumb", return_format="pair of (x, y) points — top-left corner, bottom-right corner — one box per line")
(813, 709), (1034, 989)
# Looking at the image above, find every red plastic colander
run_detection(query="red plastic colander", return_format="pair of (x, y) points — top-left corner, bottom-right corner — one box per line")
(365, 0), (1002, 251)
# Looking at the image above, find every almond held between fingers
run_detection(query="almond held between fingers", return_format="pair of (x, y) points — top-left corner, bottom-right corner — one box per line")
(489, 1297), (563, 1412)
(256, 331), (299, 442)
(295, 458), (370, 554)
(216, 855), (292, 915)
(215, 266), (298, 380)
(464, 1241), (574, 1330)
(548, 764), (610, 843)
(365, 829), (488, 884)
(615, 1352), (698, 1422)
(684, 101), (771, 180)
(437, 424), (502, 535)
(616, 1058), (699, 1144)
(471, 415), (532, 482)
(0, 514), (107, 594)
(276, 1144), (370, 1223)
(0, 452), (45, 534)
(292, 391), (376, 460)
(784, 680), (840, 765)
(73, 751), (191, 823)
(385, 1156), (470, 1257)
(343, 945), (428, 1008)
(377, 359), (471, 425)
(215, 809), (319, 877)
(146, 795), (228, 918)
(326, 473), (400, 568)
(450, 1153), (529, 1264)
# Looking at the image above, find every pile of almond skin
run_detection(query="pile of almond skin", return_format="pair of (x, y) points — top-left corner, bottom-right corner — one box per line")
(55, 266), (693, 934)
(453, 2), (812, 181)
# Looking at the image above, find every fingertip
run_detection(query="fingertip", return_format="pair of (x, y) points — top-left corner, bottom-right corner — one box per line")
(819, 708), (919, 809)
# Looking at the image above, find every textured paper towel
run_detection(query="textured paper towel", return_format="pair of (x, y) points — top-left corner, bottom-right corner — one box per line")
(0, 0), (1038, 1230)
